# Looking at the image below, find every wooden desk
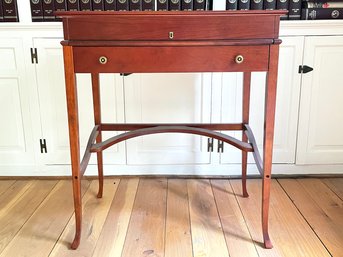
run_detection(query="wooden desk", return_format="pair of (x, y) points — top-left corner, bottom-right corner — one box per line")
(57, 10), (285, 250)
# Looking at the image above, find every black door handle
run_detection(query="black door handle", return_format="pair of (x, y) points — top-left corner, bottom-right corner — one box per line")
(298, 65), (314, 74)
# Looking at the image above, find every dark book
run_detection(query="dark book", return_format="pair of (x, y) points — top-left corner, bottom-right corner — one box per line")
(92, 0), (104, 10)
(54, 0), (67, 11)
(3, 0), (19, 22)
(43, 0), (55, 21)
(79, 0), (92, 10)
(104, 0), (116, 10)
(194, 0), (206, 10)
(142, 0), (155, 10)
(0, 1), (3, 22)
(251, 0), (263, 9)
(206, 0), (213, 10)
(129, 0), (141, 10)
(264, 0), (276, 9)
(157, 0), (168, 10)
(226, 0), (238, 9)
(30, 0), (44, 22)
(288, 0), (301, 19)
(117, 0), (129, 10)
(301, 7), (343, 19)
(277, 0), (289, 19)
(67, 0), (79, 10)
(238, 0), (250, 9)
(54, 0), (66, 21)
(181, 0), (193, 10)
(169, 0), (181, 10)
(303, 1), (343, 8)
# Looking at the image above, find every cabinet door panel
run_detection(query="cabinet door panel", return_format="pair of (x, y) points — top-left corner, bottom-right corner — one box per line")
(218, 37), (304, 164)
(124, 73), (211, 165)
(0, 48), (17, 72)
(34, 38), (125, 167)
(297, 36), (343, 164)
(0, 39), (34, 165)
(0, 79), (25, 152)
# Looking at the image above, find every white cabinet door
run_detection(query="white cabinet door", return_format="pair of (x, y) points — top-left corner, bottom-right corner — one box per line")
(33, 38), (125, 167)
(124, 73), (212, 165)
(297, 36), (343, 164)
(216, 36), (304, 164)
(0, 38), (35, 166)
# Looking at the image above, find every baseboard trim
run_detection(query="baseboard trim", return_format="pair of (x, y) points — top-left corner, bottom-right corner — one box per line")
(1, 173), (342, 180)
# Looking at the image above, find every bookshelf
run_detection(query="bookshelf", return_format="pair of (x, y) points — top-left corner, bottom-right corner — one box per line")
(1, 0), (343, 24)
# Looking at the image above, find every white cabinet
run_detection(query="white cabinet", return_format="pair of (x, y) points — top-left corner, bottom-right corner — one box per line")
(124, 73), (212, 165)
(0, 38), (35, 166)
(33, 38), (126, 166)
(297, 36), (343, 164)
(214, 37), (304, 165)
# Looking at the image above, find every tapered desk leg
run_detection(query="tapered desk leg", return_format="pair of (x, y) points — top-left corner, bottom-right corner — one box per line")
(242, 72), (251, 198)
(63, 46), (82, 249)
(262, 44), (280, 249)
(91, 73), (104, 198)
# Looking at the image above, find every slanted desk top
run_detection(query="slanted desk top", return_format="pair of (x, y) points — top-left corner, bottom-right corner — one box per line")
(57, 11), (285, 250)
(58, 11), (284, 42)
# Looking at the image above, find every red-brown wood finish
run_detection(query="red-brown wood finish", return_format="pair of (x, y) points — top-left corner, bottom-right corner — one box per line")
(261, 44), (280, 249)
(58, 11), (285, 250)
(90, 126), (254, 153)
(242, 72), (251, 198)
(62, 46), (82, 250)
(91, 73), (104, 198)
(80, 125), (99, 175)
(245, 124), (263, 174)
(73, 46), (269, 73)
(56, 11), (283, 41)
(100, 123), (245, 131)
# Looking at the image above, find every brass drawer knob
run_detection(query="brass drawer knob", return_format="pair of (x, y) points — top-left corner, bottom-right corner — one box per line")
(235, 55), (244, 64)
(99, 56), (108, 64)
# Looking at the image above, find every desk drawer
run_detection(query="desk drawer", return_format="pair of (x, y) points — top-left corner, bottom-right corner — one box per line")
(73, 46), (269, 73)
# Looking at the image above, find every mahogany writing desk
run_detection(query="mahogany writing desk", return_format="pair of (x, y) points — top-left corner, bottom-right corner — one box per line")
(57, 10), (285, 250)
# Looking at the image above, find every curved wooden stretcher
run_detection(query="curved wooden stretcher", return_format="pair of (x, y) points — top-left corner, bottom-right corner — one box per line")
(57, 10), (285, 250)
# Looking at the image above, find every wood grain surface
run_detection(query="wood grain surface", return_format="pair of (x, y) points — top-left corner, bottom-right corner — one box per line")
(0, 177), (340, 257)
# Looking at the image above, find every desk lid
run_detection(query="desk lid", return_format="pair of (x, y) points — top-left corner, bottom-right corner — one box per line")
(56, 11), (286, 43)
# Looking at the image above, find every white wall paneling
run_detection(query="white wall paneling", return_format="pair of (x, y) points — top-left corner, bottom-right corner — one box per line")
(0, 38), (35, 166)
(297, 36), (343, 164)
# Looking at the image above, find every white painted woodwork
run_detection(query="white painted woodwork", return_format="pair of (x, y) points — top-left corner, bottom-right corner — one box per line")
(1, 2), (343, 175)
(124, 73), (212, 165)
(297, 36), (343, 164)
(213, 0), (226, 10)
(33, 38), (126, 167)
(0, 39), (35, 165)
(216, 37), (304, 165)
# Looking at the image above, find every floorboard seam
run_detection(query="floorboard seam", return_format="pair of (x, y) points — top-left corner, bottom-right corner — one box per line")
(229, 179), (261, 257)
(276, 179), (333, 257)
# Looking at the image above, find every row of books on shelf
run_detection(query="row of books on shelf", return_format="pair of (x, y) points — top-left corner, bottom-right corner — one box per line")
(301, 1), (343, 19)
(0, 0), (19, 22)
(1, 0), (343, 23)
(225, 0), (343, 20)
(30, 0), (213, 22)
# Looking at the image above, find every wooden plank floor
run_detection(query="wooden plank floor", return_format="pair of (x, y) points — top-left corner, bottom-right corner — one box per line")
(0, 178), (342, 257)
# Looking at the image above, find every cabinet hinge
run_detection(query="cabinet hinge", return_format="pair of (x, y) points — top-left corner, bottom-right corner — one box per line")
(40, 139), (47, 153)
(31, 48), (38, 64)
(298, 65), (313, 74)
(218, 140), (224, 153)
(207, 138), (214, 152)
